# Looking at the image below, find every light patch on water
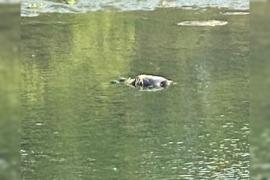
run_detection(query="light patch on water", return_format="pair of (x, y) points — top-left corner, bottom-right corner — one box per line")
(0, 0), (19, 3)
(0, 159), (9, 170)
(251, 0), (267, 2)
(160, 0), (178, 8)
(177, 20), (228, 27)
(21, 0), (249, 17)
(222, 11), (250, 15)
(20, 149), (28, 156)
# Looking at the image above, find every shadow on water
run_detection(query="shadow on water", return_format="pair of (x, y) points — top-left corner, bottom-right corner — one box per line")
(21, 7), (249, 180)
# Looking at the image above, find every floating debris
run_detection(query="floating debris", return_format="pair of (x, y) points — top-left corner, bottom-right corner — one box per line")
(222, 12), (249, 16)
(111, 74), (175, 91)
(177, 20), (228, 27)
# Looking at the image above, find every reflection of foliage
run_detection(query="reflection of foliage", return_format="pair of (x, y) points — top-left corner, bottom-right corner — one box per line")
(26, 2), (45, 9)
(48, 0), (78, 5)
(64, 0), (77, 5)
(130, 8), (249, 178)
(21, 12), (136, 179)
(0, 5), (20, 180)
(250, 2), (270, 180)
(69, 12), (135, 84)
(21, 12), (136, 105)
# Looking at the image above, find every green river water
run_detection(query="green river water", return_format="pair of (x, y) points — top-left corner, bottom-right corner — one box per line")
(20, 8), (249, 180)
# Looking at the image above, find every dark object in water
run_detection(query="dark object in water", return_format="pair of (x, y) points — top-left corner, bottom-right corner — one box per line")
(110, 80), (120, 84)
(112, 74), (175, 91)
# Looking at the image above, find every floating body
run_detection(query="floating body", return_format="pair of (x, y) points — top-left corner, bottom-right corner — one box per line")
(111, 74), (174, 91)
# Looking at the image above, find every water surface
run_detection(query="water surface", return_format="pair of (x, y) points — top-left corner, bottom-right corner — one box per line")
(250, 1), (270, 179)
(21, 8), (249, 180)
(0, 5), (20, 180)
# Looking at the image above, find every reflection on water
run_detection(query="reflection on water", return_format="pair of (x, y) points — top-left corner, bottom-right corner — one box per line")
(21, 0), (249, 17)
(250, 1), (270, 180)
(21, 8), (249, 179)
(0, 5), (20, 180)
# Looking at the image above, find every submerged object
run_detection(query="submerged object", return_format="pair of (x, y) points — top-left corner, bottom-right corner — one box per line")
(112, 74), (175, 91)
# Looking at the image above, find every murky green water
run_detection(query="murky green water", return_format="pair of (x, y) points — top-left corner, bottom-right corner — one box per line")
(21, 8), (249, 179)
(0, 5), (20, 180)
(250, 1), (270, 180)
